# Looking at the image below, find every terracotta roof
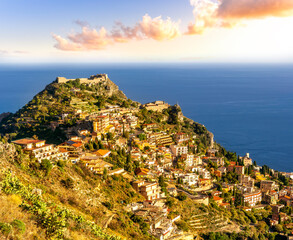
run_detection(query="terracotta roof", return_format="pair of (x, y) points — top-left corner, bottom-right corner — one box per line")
(58, 148), (68, 153)
(282, 195), (291, 200)
(213, 196), (223, 201)
(135, 168), (149, 175)
(13, 138), (44, 145)
(72, 142), (83, 148)
(95, 149), (111, 157)
(220, 202), (230, 206)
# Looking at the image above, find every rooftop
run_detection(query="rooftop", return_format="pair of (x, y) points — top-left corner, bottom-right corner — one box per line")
(13, 138), (45, 145)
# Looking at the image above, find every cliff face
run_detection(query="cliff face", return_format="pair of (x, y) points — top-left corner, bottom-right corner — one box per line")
(103, 77), (126, 98)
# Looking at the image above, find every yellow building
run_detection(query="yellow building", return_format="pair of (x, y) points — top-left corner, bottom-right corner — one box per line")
(93, 115), (109, 133)
(255, 172), (267, 181)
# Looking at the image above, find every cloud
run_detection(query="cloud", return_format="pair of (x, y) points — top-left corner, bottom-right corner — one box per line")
(53, 14), (181, 51)
(68, 27), (113, 50)
(74, 20), (89, 27)
(0, 50), (8, 55)
(187, 0), (293, 35)
(53, 0), (293, 51)
(53, 27), (113, 51)
(187, 0), (221, 35)
(218, 0), (293, 19)
(53, 34), (84, 51)
(139, 14), (181, 41)
(0, 50), (29, 56)
(110, 21), (141, 43)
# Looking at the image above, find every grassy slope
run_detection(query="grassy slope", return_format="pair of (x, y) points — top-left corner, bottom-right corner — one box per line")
(0, 143), (152, 240)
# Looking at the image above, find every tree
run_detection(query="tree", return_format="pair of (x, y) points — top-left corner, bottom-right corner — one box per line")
(103, 168), (108, 180)
(125, 154), (133, 172)
(40, 159), (53, 176)
(138, 134), (146, 141)
(177, 192), (187, 201)
(123, 131), (129, 139)
(234, 191), (243, 207)
(274, 224), (283, 232)
(159, 175), (167, 194)
(106, 132), (114, 141)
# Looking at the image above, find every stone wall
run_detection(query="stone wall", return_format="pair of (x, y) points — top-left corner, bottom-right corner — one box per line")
(56, 74), (108, 84)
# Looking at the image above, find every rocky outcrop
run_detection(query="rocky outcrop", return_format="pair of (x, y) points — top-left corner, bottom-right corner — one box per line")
(103, 77), (126, 99)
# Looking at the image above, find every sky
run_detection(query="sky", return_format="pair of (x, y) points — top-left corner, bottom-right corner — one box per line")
(1, 0), (293, 63)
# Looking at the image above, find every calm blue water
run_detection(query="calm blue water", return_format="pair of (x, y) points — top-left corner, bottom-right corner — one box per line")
(0, 63), (293, 172)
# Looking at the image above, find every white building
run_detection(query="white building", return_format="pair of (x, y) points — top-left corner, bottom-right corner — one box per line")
(170, 145), (188, 156)
(180, 173), (199, 186)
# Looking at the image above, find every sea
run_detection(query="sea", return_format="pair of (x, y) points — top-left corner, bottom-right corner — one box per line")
(0, 63), (292, 172)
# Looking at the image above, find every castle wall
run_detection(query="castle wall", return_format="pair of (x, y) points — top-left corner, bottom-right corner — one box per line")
(56, 74), (108, 84)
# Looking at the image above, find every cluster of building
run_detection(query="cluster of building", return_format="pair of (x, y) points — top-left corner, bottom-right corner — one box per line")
(126, 201), (181, 240)
(12, 98), (293, 239)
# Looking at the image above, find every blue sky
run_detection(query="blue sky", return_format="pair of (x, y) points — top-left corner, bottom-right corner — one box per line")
(1, 0), (293, 63)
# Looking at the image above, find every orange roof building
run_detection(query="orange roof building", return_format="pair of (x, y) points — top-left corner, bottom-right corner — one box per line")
(94, 149), (111, 158)
(213, 196), (223, 204)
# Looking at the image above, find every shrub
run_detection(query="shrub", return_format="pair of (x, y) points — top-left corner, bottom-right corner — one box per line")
(60, 177), (74, 189)
(57, 160), (66, 169)
(177, 192), (187, 201)
(274, 224), (283, 232)
(11, 219), (26, 234)
(103, 201), (113, 210)
(40, 159), (53, 176)
(175, 220), (189, 232)
(0, 222), (12, 237)
(165, 197), (175, 207)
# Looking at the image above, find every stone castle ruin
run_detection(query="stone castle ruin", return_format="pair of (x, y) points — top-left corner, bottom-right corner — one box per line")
(56, 74), (108, 85)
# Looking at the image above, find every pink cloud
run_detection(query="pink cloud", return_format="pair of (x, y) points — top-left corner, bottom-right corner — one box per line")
(186, 0), (293, 35)
(53, 27), (112, 51)
(218, 0), (293, 19)
(110, 21), (141, 43)
(68, 27), (113, 50)
(53, 14), (181, 51)
(53, 34), (83, 51)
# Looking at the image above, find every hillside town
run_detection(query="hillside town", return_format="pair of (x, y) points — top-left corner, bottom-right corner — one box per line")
(10, 95), (293, 240)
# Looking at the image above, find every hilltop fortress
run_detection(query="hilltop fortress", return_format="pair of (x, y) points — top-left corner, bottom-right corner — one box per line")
(54, 74), (126, 99)
(56, 74), (108, 85)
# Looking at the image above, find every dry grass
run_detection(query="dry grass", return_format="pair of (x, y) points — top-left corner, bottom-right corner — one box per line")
(0, 194), (46, 239)
(0, 151), (145, 239)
